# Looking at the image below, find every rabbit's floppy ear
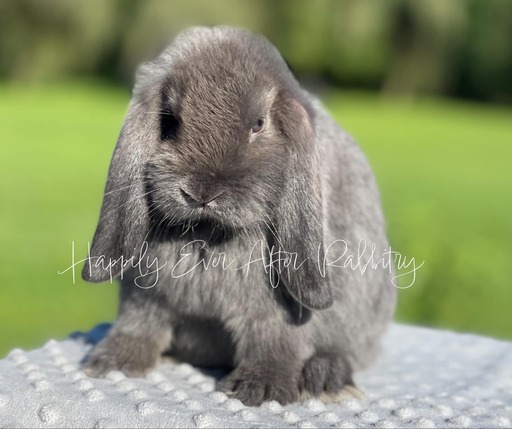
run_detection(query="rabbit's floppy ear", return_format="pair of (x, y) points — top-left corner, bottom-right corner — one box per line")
(270, 90), (333, 310)
(82, 101), (151, 282)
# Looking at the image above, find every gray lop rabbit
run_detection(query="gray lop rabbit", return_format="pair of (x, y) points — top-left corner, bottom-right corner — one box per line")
(82, 26), (396, 406)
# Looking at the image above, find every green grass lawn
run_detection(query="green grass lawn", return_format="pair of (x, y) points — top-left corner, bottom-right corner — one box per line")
(324, 91), (512, 337)
(1, 81), (511, 357)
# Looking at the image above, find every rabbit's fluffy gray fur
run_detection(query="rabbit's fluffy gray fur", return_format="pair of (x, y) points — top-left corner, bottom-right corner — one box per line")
(81, 26), (396, 406)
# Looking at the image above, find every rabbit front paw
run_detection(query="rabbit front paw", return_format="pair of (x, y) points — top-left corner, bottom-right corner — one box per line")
(298, 353), (361, 402)
(82, 334), (160, 378)
(218, 361), (300, 406)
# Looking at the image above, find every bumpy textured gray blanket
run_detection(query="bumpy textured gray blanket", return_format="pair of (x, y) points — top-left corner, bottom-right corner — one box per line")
(0, 323), (511, 428)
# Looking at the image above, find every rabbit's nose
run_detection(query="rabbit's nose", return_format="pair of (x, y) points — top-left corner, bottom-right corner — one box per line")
(180, 187), (223, 208)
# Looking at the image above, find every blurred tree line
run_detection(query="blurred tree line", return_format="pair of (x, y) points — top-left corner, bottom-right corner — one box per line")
(0, 0), (511, 103)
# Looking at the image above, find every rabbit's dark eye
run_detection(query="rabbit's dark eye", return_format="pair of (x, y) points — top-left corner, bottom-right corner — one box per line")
(160, 112), (180, 141)
(251, 118), (264, 134)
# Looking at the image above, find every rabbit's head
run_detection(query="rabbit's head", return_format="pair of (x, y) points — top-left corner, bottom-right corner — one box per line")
(83, 27), (332, 310)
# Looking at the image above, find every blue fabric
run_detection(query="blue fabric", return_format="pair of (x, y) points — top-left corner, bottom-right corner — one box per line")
(0, 324), (511, 428)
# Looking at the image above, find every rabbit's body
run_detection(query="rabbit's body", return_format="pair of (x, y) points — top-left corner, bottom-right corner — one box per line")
(82, 27), (396, 405)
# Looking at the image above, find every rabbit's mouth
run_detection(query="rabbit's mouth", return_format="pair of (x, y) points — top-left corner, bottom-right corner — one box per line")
(148, 215), (237, 246)
(179, 187), (225, 211)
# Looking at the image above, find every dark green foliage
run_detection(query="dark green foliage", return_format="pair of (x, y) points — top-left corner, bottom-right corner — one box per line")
(0, 0), (511, 102)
